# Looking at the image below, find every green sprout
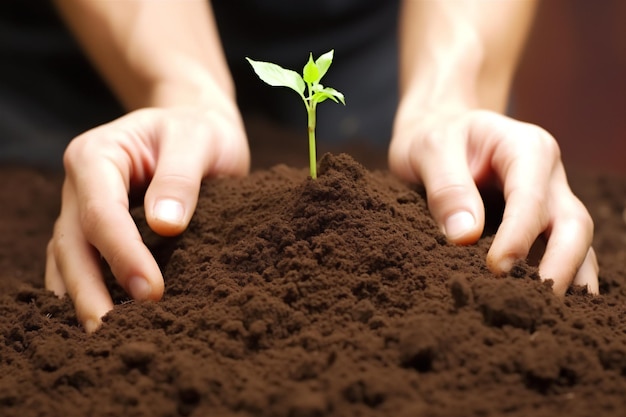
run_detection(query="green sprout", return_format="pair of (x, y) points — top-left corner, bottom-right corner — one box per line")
(246, 50), (345, 179)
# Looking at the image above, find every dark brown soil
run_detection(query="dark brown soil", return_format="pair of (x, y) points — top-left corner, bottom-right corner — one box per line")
(1, 122), (626, 417)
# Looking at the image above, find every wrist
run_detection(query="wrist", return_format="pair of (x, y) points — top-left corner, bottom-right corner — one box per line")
(145, 57), (235, 106)
(398, 0), (485, 117)
(394, 92), (475, 133)
(399, 42), (482, 118)
(150, 77), (234, 109)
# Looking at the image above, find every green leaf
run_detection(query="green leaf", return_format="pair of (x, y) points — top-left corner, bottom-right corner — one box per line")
(303, 53), (320, 84)
(246, 51), (345, 181)
(246, 57), (305, 97)
(315, 50), (334, 81)
(312, 87), (345, 105)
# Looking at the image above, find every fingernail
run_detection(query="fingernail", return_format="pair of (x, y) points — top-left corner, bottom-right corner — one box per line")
(497, 257), (515, 274)
(128, 276), (152, 300)
(154, 199), (184, 224)
(444, 211), (475, 240)
(84, 318), (100, 334)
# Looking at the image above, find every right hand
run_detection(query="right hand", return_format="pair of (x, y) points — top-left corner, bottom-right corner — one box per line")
(45, 106), (250, 332)
(389, 109), (598, 296)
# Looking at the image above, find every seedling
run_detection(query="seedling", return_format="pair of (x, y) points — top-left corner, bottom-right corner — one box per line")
(246, 50), (345, 179)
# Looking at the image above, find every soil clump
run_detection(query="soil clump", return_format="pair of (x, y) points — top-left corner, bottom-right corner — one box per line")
(1, 138), (626, 416)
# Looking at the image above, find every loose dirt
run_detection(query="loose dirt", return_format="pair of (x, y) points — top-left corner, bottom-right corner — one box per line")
(1, 125), (625, 417)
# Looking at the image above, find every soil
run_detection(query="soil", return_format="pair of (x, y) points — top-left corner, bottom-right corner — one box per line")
(1, 120), (626, 417)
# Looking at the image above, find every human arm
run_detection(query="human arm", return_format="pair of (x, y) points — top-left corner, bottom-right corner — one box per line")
(388, 0), (598, 295)
(46, 0), (249, 332)
(53, 0), (235, 110)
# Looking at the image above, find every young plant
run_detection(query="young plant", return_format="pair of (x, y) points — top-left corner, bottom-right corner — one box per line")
(246, 50), (345, 179)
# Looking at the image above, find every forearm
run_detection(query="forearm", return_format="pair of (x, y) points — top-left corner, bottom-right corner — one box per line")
(54, 0), (235, 110)
(397, 0), (537, 114)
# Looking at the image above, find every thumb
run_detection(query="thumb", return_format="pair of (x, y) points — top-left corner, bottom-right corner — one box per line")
(144, 111), (249, 236)
(409, 137), (485, 245)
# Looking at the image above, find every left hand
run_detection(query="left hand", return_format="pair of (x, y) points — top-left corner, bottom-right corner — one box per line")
(45, 105), (250, 332)
(388, 108), (598, 295)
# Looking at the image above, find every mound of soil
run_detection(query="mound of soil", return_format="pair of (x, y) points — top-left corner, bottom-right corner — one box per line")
(1, 130), (626, 416)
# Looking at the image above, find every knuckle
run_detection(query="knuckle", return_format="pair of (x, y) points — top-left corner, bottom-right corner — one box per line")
(50, 222), (70, 261)
(426, 182), (473, 219)
(214, 134), (251, 177)
(153, 173), (198, 194)
(428, 182), (469, 203)
(63, 125), (131, 175)
(79, 200), (109, 240)
(389, 140), (417, 182)
(62, 135), (89, 171)
(105, 246), (127, 279)
(574, 205), (595, 236)
(555, 194), (594, 238)
(46, 237), (57, 259)
(584, 212), (595, 233)
(63, 135), (101, 176)
(523, 125), (561, 160)
(419, 129), (450, 154)
(523, 189), (548, 213)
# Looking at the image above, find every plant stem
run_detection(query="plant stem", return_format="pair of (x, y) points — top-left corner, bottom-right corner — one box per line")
(307, 104), (317, 179)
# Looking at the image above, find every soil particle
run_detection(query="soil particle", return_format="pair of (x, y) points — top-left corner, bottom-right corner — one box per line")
(1, 153), (626, 416)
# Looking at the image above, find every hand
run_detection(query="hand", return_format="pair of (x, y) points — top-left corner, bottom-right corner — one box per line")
(45, 106), (250, 332)
(388, 109), (598, 296)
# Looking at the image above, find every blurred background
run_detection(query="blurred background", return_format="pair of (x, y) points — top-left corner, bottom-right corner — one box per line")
(254, 0), (626, 173)
(512, 0), (626, 175)
(0, 0), (624, 174)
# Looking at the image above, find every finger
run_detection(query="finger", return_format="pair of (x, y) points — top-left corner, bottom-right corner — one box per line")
(572, 248), (599, 295)
(65, 134), (164, 304)
(45, 240), (67, 297)
(486, 126), (558, 274)
(144, 111), (249, 236)
(537, 198), (595, 296)
(46, 186), (115, 333)
(410, 132), (485, 244)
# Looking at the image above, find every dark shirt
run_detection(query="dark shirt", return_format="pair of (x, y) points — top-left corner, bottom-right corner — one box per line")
(213, 0), (399, 145)
(0, 0), (399, 167)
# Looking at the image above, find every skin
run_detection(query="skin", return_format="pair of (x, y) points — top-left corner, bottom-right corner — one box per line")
(47, 0), (250, 332)
(46, 0), (598, 333)
(389, 0), (597, 296)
